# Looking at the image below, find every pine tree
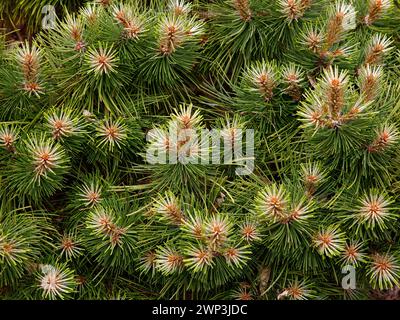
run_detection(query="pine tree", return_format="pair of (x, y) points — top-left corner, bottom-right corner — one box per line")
(1, 0), (400, 300)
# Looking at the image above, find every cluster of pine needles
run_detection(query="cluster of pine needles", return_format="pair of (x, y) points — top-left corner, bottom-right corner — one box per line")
(1, 0), (400, 300)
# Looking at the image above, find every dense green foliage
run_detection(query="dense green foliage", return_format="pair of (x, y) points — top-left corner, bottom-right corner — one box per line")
(1, 0), (400, 300)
